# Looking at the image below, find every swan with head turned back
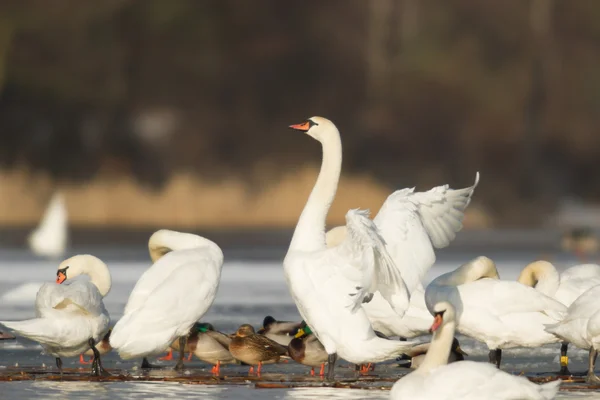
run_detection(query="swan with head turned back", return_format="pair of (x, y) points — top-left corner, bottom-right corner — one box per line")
(324, 172), (479, 338)
(390, 301), (560, 400)
(0, 255), (111, 376)
(283, 117), (418, 380)
(518, 260), (600, 374)
(109, 229), (224, 370)
(28, 192), (68, 259)
(425, 256), (567, 368)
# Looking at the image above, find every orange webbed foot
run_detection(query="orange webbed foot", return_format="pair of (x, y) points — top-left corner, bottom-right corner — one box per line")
(158, 350), (173, 361)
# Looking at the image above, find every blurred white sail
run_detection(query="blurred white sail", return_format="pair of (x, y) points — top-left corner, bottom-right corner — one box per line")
(27, 192), (68, 259)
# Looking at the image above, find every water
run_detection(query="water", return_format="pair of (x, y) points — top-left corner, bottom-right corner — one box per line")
(0, 245), (599, 399)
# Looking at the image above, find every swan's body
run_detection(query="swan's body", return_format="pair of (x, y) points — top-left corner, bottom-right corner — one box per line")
(109, 229), (224, 368)
(0, 255), (111, 375)
(518, 261), (600, 373)
(27, 192), (68, 259)
(545, 284), (600, 382)
(283, 117), (416, 379)
(390, 301), (560, 400)
(424, 256), (567, 367)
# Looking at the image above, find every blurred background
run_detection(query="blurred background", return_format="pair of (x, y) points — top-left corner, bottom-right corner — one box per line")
(0, 0), (599, 250)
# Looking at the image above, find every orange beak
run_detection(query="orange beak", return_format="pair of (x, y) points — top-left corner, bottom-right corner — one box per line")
(429, 314), (443, 333)
(289, 121), (311, 132)
(56, 271), (66, 284)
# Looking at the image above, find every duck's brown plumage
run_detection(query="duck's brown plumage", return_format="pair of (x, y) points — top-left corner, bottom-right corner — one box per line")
(229, 324), (288, 367)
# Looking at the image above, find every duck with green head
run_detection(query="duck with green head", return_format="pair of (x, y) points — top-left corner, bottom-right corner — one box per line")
(288, 322), (329, 376)
(257, 315), (303, 346)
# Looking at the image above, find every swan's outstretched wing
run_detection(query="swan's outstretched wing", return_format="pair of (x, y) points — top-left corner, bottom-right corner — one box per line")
(373, 173), (479, 293)
(334, 209), (408, 315)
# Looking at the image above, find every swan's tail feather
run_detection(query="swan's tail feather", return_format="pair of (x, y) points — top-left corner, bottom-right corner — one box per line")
(0, 319), (64, 347)
(110, 314), (177, 359)
(538, 379), (561, 400)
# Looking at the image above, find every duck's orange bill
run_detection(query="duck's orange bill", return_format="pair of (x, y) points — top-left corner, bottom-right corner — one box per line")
(289, 121), (310, 131)
(56, 271), (66, 284)
(430, 314), (443, 333)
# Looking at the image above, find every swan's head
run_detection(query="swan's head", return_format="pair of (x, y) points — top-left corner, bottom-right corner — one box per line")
(429, 301), (456, 333)
(235, 324), (256, 338)
(289, 116), (337, 142)
(56, 254), (105, 284)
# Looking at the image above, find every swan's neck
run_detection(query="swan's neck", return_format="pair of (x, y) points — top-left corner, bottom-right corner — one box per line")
(79, 256), (111, 297)
(434, 256), (499, 286)
(289, 132), (342, 252)
(148, 230), (223, 263)
(418, 321), (456, 372)
(517, 262), (559, 297)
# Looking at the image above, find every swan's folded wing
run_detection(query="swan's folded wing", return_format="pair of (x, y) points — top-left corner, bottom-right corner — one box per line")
(335, 209), (408, 315)
(461, 280), (567, 318)
(35, 281), (105, 318)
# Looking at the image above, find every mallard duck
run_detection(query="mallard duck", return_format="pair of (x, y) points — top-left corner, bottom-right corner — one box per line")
(288, 323), (328, 376)
(257, 315), (302, 346)
(159, 322), (213, 361)
(397, 337), (467, 369)
(561, 227), (599, 262)
(229, 324), (288, 374)
(80, 329), (113, 364)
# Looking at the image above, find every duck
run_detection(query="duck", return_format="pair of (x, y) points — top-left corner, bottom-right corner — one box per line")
(518, 260), (600, 374)
(397, 337), (467, 369)
(561, 227), (599, 263)
(324, 173), (479, 339)
(284, 117), (418, 380)
(257, 316), (302, 346)
(80, 329), (112, 364)
(390, 301), (560, 400)
(109, 229), (224, 370)
(27, 191), (68, 259)
(288, 323), (328, 376)
(229, 324), (288, 375)
(424, 256), (567, 368)
(1, 255), (111, 377)
(545, 284), (600, 383)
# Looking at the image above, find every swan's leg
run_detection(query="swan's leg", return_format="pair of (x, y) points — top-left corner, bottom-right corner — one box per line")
(399, 337), (407, 342)
(56, 357), (63, 379)
(559, 342), (571, 375)
(586, 347), (600, 383)
(488, 349), (501, 368)
(326, 353), (337, 381)
(89, 338), (110, 376)
(141, 357), (161, 369)
(174, 337), (186, 371)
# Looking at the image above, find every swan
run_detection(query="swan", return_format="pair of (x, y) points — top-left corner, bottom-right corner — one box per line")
(545, 284), (600, 383)
(325, 173), (479, 336)
(109, 229), (224, 370)
(518, 260), (600, 374)
(390, 301), (560, 400)
(27, 192), (68, 259)
(0, 255), (111, 376)
(284, 117), (417, 380)
(424, 256), (567, 368)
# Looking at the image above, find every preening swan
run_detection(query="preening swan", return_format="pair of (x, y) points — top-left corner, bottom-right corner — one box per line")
(518, 261), (600, 374)
(390, 301), (560, 400)
(425, 256), (567, 367)
(109, 229), (224, 370)
(283, 117), (417, 380)
(27, 192), (68, 259)
(0, 255), (111, 376)
(545, 284), (600, 383)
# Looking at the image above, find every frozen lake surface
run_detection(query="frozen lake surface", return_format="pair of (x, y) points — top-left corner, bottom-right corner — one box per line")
(1, 245), (600, 399)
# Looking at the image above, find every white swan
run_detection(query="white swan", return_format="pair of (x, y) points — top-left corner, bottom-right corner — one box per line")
(0, 255), (111, 376)
(424, 256), (567, 367)
(109, 229), (224, 370)
(27, 192), (68, 259)
(518, 260), (600, 374)
(545, 284), (600, 382)
(284, 117), (417, 380)
(390, 301), (560, 400)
